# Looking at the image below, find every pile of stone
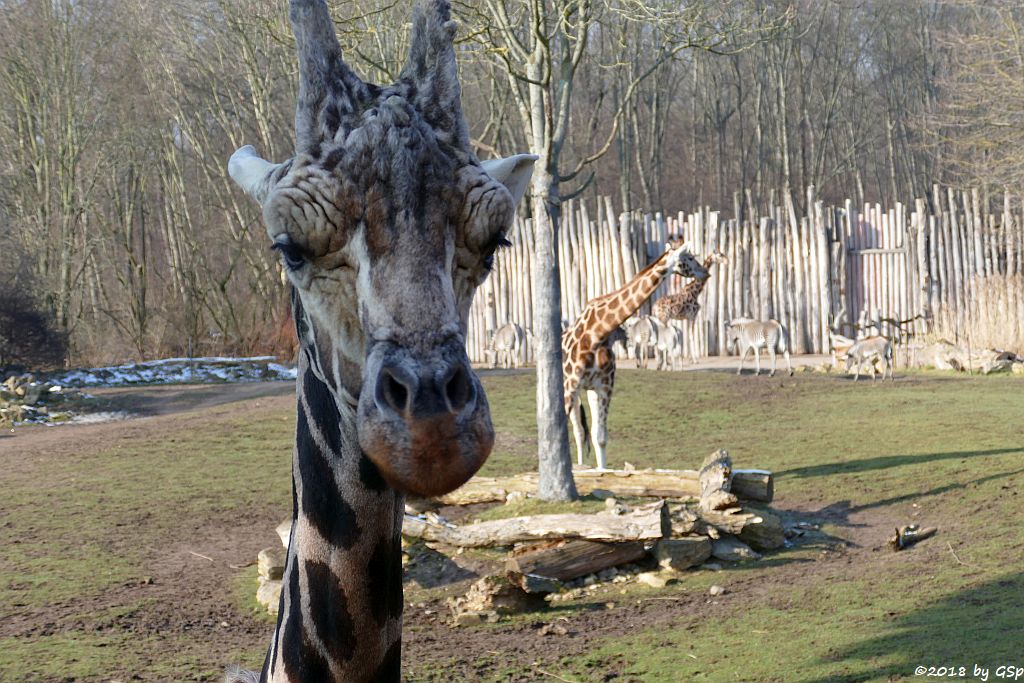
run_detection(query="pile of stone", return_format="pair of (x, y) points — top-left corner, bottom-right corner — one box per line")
(911, 340), (1024, 375)
(254, 521), (290, 615)
(0, 373), (86, 427)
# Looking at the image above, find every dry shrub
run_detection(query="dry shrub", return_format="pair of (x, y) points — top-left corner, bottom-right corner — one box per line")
(0, 291), (67, 370)
(932, 275), (1024, 355)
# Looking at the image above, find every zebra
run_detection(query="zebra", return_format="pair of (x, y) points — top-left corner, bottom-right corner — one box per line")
(486, 322), (527, 369)
(845, 335), (894, 381)
(654, 320), (684, 371)
(725, 318), (794, 377)
(625, 316), (659, 369)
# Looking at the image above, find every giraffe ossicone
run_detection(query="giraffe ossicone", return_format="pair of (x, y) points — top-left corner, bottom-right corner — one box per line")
(226, 1), (534, 680)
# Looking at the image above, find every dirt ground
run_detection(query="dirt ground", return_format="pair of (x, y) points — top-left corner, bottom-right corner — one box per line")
(0, 373), (967, 682)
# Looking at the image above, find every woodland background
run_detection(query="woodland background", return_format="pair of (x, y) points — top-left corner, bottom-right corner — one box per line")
(1, 0), (1022, 367)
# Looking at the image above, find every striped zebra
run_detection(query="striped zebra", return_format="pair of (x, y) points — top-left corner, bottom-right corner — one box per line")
(725, 318), (794, 377)
(486, 322), (527, 369)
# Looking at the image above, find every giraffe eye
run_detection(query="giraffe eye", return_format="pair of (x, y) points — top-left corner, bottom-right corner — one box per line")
(272, 239), (306, 271)
(482, 235), (511, 272)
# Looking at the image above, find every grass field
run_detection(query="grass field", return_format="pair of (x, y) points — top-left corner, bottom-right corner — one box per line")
(1, 369), (1022, 682)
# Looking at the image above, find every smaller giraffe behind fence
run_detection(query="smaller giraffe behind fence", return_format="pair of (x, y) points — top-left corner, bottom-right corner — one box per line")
(486, 322), (527, 369)
(725, 318), (794, 377)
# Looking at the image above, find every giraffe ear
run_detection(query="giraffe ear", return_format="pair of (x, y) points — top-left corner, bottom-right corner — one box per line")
(228, 146), (289, 204)
(482, 154), (538, 208)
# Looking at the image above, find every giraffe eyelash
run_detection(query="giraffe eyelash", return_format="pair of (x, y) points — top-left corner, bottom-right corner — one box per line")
(482, 235), (512, 272)
(271, 240), (307, 271)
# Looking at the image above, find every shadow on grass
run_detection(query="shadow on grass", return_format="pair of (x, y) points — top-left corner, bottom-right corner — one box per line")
(799, 467), (1024, 530)
(778, 448), (1021, 480)
(801, 572), (1024, 683)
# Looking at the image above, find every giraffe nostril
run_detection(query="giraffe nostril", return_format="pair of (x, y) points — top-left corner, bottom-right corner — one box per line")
(443, 363), (473, 413)
(377, 367), (413, 415)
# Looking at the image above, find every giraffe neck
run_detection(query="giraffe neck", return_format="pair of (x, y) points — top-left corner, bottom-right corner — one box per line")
(594, 255), (674, 334)
(261, 351), (404, 683)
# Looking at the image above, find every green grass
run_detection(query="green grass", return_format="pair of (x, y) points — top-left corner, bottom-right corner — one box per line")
(2, 370), (1023, 681)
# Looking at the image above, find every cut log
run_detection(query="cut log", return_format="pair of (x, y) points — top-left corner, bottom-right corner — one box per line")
(699, 449), (738, 513)
(654, 537), (711, 571)
(888, 524), (938, 551)
(730, 469), (774, 503)
(506, 539), (647, 581)
(403, 501), (670, 548)
(431, 467), (774, 507)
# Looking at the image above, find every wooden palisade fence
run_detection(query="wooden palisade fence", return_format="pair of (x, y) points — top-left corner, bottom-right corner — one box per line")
(465, 185), (1024, 364)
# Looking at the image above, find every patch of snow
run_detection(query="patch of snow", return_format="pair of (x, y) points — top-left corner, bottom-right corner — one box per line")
(47, 356), (297, 388)
(67, 411), (136, 425)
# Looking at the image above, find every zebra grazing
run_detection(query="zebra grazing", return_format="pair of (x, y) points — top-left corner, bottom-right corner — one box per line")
(845, 335), (894, 381)
(487, 322), (527, 369)
(725, 318), (794, 377)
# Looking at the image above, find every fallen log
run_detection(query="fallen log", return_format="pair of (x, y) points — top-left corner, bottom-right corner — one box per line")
(428, 467), (773, 507)
(506, 540), (648, 582)
(403, 501), (670, 548)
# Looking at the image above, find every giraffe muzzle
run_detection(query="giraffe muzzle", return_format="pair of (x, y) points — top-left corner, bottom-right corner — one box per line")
(358, 339), (494, 497)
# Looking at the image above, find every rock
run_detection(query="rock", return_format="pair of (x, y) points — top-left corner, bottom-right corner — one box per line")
(711, 536), (761, 562)
(448, 575), (545, 620)
(505, 491), (528, 504)
(589, 488), (615, 500)
(455, 611), (482, 626)
(276, 519), (291, 548)
(737, 507), (786, 550)
(636, 570), (676, 589)
(256, 579), (282, 615)
(702, 562), (723, 571)
(510, 572), (562, 595)
(538, 621), (570, 636)
(709, 584), (727, 597)
(1013, 362), (1024, 376)
(655, 537), (712, 571)
(982, 359), (1014, 375)
(21, 384), (45, 405)
(257, 547), (286, 581)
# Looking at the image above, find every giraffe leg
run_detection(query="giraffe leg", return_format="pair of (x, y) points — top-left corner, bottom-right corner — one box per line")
(586, 389), (610, 471)
(568, 395), (588, 466)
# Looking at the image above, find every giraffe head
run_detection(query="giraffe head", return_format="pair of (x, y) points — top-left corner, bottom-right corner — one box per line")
(664, 241), (709, 280)
(229, 0), (535, 498)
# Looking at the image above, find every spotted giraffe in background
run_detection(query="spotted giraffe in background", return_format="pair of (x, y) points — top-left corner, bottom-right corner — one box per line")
(562, 242), (708, 470)
(225, 1), (535, 681)
(652, 251), (726, 324)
